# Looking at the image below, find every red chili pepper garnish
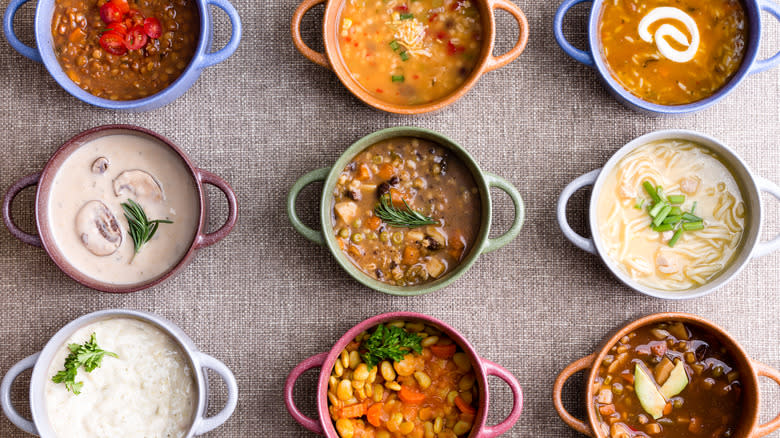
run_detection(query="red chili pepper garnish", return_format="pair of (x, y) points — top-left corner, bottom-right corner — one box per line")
(110, 0), (130, 14)
(143, 17), (162, 38)
(395, 4), (408, 11)
(99, 31), (128, 55)
(447, 40), (464, 55)
(99, 2), (123, 24)
(436, 31), (446, 40)
(428, 13), (438, 22)
(124, 25), (148, 50)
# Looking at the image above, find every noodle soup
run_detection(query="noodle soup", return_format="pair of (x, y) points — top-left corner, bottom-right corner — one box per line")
(597, 139), (746, 291)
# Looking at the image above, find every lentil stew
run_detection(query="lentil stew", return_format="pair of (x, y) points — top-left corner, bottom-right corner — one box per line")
(331, 137), (481, 287)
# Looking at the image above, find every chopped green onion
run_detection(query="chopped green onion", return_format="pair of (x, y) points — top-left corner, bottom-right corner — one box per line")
(400, 51), (409, 61)
(691, 201), (697, 214)
(400, 13), (414, 19)
(682, 221), (704, 231)
(649, 202), (666, 217)
(669, 206), (682, 216)
(652, 224), (674, 232)
(656, 186), (665, 200)
(643, 181), (661, 203)
(634, 199), (645, 210)
(662, 215), (682, 225)
(668, 229), (684, 247)
(682, 212), (702, 222)
(653, 205), (672, 227)
(389, 40), (400, 51)
(667, 195), (686, 204)
(391, 75), (405, 82)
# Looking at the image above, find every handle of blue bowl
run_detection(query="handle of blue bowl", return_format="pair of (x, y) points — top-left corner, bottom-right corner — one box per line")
(482, 173), (525, 253)
(557, 169), (600, 254)
(3, 0), (41, 62)
(287, 167), (328, 246)
(196, 0), (242, 69)
(751, 0), (780, 74)
(754, 176), (780, 257)
(193, 352), (238, 435)
(1, 353), (39, 436)
(553, 0), (595, 67)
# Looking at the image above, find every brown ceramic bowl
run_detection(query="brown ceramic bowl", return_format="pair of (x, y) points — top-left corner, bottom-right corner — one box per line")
(291, 0), (529, 114)
(553, 313), (780, 437)
(2, 125), (238, 293)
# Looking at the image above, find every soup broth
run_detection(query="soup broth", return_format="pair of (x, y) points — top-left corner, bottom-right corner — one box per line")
(597, 140), (746, 291)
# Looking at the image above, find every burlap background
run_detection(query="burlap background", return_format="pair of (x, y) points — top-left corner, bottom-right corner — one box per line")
(0, 0), (778, 436)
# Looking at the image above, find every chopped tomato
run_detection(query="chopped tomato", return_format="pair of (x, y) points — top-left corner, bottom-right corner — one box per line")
(125, 9), (144, 27)
(395, 4), (408, 11)
(99, 31), (127, 55)
(99, 2), (123, 24)
(110, 0), (130, 14)
(455, 396), (476, 414)
(104, 21), (127, 35)
(124, 25), (148, 50)
(430, 343), (456, 358)
(143, 17), (162, 38)
(366, 403), (384, 427)
(398, 385), (425, 404)
(447, 40), (465, 55)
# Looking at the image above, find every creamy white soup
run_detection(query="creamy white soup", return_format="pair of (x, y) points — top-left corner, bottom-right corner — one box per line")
(597, 140), (746, 291)
(48, 134), (200, 285)
(45, 318), (197, 438)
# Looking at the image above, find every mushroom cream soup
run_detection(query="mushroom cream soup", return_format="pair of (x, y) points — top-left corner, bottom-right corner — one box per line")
(48, 134), (200, 285)
(45, 318), (197, 438)
(597, 140), (746, 291)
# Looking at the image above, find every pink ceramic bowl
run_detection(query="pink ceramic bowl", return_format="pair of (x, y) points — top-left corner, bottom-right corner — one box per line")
(284, 311), (524, 437)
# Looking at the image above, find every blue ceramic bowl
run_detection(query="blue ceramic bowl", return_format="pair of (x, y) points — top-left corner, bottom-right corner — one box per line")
(554, 0), (780, 115)
(3, 0), (241, 111)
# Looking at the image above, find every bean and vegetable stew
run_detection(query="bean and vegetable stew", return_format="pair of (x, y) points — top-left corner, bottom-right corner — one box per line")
(329, 320), (479, 437)
(332, 137), (481, 287)
(337, 0), (483, 106)
(593, 321), (742, 437)
(52, 0), (199, 100)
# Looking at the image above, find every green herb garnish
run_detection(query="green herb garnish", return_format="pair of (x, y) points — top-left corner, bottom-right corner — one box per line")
(391, 74), (405, 82)
(641, 181), (705, 247)
(121, 199), (173, 257)
(374, 193), (437, 228)
(399, 13), (414, 19)
(400, 51), (410, 61)
(360, 324), (423, 369)
(51, 333), (118, 395)
(389, 40), (401, 51)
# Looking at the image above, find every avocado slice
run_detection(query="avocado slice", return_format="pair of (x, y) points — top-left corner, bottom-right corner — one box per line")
(634, 362), (667, 419)
(660, 361), (689, 399)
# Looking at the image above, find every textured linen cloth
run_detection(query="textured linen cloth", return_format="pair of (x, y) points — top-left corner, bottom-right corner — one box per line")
(0, 0), (779, 436)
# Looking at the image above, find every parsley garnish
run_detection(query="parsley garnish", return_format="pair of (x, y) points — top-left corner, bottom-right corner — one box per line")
(360, 324), (423, 369)
(51, 333), (118, 395)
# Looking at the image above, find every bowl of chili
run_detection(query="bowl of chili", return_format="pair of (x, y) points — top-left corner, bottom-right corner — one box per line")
(553, 312), (780, 438)
(3, 0), (241, 110)
(286, 126), (525, 296)
(284, 311), (524, 437)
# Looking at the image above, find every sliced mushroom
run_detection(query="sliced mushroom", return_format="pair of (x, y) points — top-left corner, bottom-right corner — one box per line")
(91, 157), (109, 174)
(76, 200), (122, 256)
(113, 170), (163, 201)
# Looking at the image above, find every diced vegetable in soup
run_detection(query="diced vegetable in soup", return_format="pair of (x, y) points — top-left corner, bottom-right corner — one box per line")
(599, 0), (747, 105)
(338, 0), (482, 105)
(597, 140), (746, 291)
(329, 321), (478, 437)
(593, 322), (742, 438)
(332, 137), (480, 286)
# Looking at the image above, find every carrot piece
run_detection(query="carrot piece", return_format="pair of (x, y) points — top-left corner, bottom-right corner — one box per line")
(69, 28), (86, 43)
(398, 385), (426, 404)
(621, 371), (634, 384)
(455, 396), (476, 414)
(357, 164), (371, 180)
(430, 344), (456, 359)
(663, 401), (673, 416)
(367, 216), (382, 231)
(389, 188), (408, 207)
(599, 404), (616, 416)
(339, 402), (366, 419)
(378, 163), (394, 180)
(402, 246), (420, 265)
(366, 402), (384, 427)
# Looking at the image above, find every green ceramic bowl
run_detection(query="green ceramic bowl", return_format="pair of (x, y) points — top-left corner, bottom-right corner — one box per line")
(287, 127), (525, 296)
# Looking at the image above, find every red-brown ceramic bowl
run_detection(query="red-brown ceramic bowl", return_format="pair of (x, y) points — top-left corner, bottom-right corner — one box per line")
(291, 0), (529, 114)
(2, 124), (238, 293)
(553, 313), (780, 437)
(284, 311), (524, 437)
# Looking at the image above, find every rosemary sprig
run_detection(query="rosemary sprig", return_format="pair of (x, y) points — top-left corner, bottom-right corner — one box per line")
(120, 199), (173, 258)
(373, 193), (438, 228)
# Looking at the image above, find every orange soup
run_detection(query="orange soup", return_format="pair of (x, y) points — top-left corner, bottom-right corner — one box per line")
(599, 0), (747, 105)
(337, 0), (482, 106)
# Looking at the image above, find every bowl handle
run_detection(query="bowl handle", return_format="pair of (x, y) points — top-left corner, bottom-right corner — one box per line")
(3, 172), (42, 247)
(193, 352), (238, 435)
(483, 0), (529, 72)
(1, 353), (40, 436)
(194, 169), (238, 249)
(752, 360), (780, 437)
(750, 0), (780, 74)
(474, 359), (524, 437)
(481, 173), (525, 253)
(557, 169), (600, 254)
(553, 0), (595, 67)
(2, 0), (41, 62)
(753, 176), (780, 257)
(196, 0), (242, 69)
(291, 0), (329, 68)
(553, 353), (596, 437)
(287, 167), (328, 246)
(284, 352), (328, 434)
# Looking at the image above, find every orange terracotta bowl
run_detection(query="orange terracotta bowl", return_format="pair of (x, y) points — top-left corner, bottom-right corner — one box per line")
(291, 0), (529, 114)
(553, 313), (780, 438)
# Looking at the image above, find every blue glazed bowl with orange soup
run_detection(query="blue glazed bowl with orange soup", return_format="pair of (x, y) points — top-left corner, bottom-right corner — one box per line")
(554, 0), (780, 114)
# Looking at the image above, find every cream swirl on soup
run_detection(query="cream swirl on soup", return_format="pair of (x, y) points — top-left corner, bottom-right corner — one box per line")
(597, 140), (746, 291)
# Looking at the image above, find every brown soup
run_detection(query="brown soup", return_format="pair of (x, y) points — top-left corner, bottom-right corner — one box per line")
(331, 137), (480, 286)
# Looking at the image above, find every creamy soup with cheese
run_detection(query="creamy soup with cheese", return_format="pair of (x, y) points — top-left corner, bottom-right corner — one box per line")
(47, 134), (200, 285)
(45, 318), (197, 438)
(597, 140), (746, 291)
